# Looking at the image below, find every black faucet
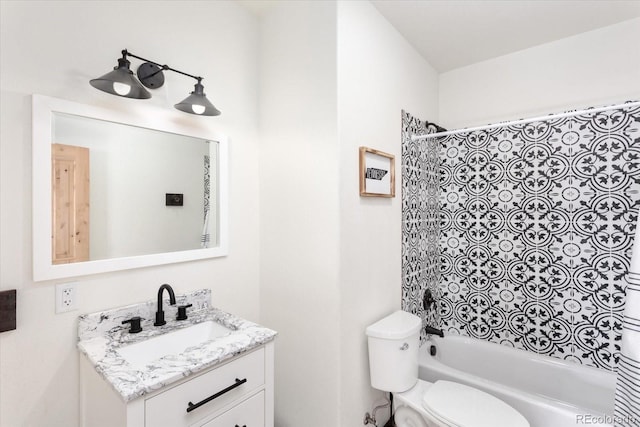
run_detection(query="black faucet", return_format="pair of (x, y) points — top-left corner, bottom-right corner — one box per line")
(154, 284), (176, 326)
(425, 325), (444, 338)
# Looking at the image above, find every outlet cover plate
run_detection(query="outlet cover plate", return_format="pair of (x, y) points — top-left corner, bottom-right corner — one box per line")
(56, 282), (77, 313)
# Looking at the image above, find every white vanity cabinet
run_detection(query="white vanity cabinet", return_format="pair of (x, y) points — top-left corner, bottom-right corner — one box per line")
(80, 343), (274, 427)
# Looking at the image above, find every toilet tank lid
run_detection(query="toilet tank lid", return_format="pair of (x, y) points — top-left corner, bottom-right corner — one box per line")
(366, 310), (421, 339)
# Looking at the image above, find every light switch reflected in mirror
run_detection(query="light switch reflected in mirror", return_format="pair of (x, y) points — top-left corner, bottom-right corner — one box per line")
(32, 95), (228, 281)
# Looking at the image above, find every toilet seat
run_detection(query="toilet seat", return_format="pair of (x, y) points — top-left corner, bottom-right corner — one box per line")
(422, 381), (529, 427)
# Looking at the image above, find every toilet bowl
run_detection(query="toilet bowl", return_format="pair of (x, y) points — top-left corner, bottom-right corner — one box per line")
(366, 311), (529, 427)
(393, 379), (529, 427)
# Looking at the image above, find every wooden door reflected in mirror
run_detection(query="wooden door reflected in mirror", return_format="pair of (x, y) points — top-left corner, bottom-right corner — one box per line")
(52, 143), (89, 264)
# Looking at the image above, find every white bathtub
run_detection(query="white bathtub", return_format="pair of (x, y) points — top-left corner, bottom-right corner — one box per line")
(419, 335), (618, 427)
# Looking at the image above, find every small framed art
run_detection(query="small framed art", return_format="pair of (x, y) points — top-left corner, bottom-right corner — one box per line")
(359, 146), (395, 197)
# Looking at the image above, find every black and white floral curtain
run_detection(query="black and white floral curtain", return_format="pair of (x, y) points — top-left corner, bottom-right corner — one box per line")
(402, 103), (640, 384)
(201, 154), (210, 248)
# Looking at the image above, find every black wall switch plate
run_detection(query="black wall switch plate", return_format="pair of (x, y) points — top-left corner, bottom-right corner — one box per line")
(0, 289), (16, 333)
(166, 193), (184, 206)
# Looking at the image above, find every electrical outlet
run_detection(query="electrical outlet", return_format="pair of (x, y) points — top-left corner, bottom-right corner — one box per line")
(56, 282), (77, 313)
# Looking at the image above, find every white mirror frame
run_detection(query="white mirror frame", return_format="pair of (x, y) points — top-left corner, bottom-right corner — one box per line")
(32, 94), (228, 281)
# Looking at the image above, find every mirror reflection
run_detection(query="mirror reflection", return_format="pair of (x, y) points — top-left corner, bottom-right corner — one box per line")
(51, 113), (217, 264)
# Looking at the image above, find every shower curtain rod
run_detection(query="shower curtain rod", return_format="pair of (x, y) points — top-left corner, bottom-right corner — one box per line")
(411, 100), (640, 140)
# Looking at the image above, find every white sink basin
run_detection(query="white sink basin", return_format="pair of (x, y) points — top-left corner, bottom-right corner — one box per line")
(117, 321), (233, 369)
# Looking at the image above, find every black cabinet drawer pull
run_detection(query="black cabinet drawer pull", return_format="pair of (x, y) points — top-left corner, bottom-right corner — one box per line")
(186, 378), (247, 413)
(235, 425), (246, 427)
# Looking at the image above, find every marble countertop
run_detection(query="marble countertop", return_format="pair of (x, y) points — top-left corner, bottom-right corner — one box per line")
(77, 289), (277, 402)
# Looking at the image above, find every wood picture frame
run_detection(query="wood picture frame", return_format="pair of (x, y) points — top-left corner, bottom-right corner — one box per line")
(359, 146), (395, 197)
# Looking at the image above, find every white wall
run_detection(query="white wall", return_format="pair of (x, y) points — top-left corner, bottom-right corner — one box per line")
(439, 18), (640, 129)
(0, 2), (260, 426)
(258, 2), (342, 426)
(336, 1), (438, 425)
(258, 2), (438, 426)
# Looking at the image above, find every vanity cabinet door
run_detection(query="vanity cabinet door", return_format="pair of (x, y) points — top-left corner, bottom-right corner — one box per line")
(145, 348), (265, 427)
(199, 391), (264, 427)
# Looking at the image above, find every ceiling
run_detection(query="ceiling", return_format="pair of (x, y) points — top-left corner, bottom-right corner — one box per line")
(240, 0), (640, 73)
(370, 0), (640, 72)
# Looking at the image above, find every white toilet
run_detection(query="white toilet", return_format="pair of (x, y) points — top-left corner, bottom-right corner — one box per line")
(366, 311), (530, 427)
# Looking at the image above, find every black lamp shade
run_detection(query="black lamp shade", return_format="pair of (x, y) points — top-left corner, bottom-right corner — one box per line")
(174, 82), (221, 116)
(90, 57), (151, 99)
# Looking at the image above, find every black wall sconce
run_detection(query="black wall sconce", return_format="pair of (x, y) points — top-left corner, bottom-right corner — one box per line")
(90, 49), (221, 117)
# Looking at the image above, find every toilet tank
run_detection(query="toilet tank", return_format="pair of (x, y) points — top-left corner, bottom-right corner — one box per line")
(366, 310), (421, 393)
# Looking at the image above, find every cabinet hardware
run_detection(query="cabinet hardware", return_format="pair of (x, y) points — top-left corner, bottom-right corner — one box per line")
(186, 378), (247, 413)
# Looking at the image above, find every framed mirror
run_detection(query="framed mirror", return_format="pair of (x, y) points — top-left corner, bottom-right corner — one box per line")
(32, 95), (228, 281)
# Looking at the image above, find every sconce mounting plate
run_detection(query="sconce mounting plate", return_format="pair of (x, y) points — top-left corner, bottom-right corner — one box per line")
(137, 62), (165, 89)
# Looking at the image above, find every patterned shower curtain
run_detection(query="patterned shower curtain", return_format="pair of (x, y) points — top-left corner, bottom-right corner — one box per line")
(201, 154), (210, 248)
(401, 103), (640, 423)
